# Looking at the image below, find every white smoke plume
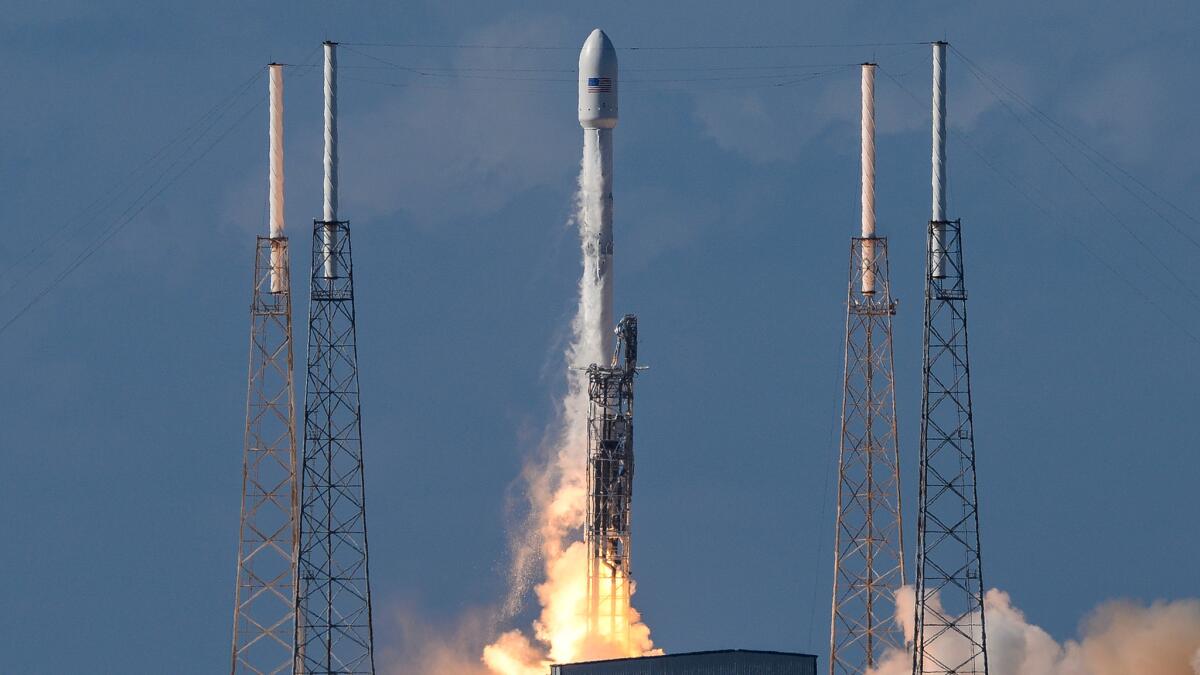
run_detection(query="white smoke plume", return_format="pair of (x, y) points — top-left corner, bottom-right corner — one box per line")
(870, 587), (1200, 675)
(380, 607), (495, 675)
(482, 131), (655, 673)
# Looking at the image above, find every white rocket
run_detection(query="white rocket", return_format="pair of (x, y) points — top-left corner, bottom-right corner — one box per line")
(578, 29), (618, 355)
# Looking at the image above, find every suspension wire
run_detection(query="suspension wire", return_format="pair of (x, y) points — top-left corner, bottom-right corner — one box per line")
(950, 45), (1200, 250)
(339, 49), (854, 93)
(878, 66), (1200, 346)
(0, 94), (266, 338)
(342, 44), (855, 86)
(0, 69), (265, 292)
(342, 67), (853, 94)
(807, 333), (846, 648)
(946, 49), (1200, 308)
(0, 46), (325, 338)
(298, 62), (858, 73)
(338, 40), (928, 51)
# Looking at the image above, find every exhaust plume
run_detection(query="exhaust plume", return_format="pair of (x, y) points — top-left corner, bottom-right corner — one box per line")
(869, 587), (1200, 675)
(482, 122), (655, 675)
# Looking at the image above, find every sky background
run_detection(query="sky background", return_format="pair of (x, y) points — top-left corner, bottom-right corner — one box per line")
(2, 2), (1198, 672)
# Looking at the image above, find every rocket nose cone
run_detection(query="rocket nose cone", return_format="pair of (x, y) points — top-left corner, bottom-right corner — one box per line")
(579, 28), (618, 128)
(579, 28), (617, 71)
(583, 28), (615, 53)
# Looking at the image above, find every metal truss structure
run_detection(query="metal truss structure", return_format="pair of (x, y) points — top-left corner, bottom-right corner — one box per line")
(912, 218), (989, 675)
(586, 314), (640, 645)
(231, 236), (298, 675)
(294, 219), (376, 674)
(830, 236), (906, 675)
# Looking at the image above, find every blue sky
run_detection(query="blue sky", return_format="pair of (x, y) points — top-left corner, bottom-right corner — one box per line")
(1, 2), (1197, 672)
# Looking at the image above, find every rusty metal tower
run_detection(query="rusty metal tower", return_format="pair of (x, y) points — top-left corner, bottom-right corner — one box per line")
(586, 314), (640, 645)
(293, 42), (376, 675)
(230, 64), (298, 675)
(829, 64), (906, 675)
(911, 42), (990, 675)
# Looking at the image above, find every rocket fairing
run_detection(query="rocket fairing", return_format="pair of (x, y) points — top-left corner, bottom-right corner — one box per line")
(578, 29), (618, 129)
(578, 29), (618, 355)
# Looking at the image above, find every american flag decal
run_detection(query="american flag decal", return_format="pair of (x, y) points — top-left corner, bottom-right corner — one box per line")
(587, 77), (613, 93)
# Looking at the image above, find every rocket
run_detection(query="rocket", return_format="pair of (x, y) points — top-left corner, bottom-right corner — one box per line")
(578, 29), (619, 355)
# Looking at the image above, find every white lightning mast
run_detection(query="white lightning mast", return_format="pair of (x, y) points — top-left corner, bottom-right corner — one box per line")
(322, 41), (338, 279)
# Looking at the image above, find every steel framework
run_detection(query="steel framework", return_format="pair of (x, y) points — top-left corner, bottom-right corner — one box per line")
(294, 219), (376, 674)
(912, 218), (989, 675)
(830, 237), (906, 675)
(231, 236), (298, 675)
(586, 314), (639, 644)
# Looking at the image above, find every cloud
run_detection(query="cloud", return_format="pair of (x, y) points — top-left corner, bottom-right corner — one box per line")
(689, 55), (1013, 164)
(378, 605), (496, 675)
(870, 587), (1200, 675)
(338, 14), (579, 228)
(1064, 57), (1166, 164)
(691, 75), (856, 163)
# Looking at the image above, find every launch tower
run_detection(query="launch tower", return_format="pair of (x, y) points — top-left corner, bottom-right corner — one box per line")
(230, 63), (298, 675)
(911, 42), (990, 675)
(294, 42), (377, 675)
(586, 314), (640, 644)
(829, 63), (906, 675)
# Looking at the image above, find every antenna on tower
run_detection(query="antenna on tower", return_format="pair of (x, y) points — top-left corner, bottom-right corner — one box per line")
(230, 62), (298, 675)
(294, 41), (378, 675)
(829, 62), (906, 675)
(911, 41), (991, 675)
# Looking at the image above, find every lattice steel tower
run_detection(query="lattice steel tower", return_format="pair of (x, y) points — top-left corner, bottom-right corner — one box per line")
(586, 314), (640, 645)
(230, 63), (298, 675)
(829, 64), (906, 675)
(911, 42), (990, 675)
(294, 41), (376, 675)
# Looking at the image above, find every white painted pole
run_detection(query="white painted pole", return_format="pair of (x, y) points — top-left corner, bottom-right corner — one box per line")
(931, 41), (947, 279)
(268, 64), (286, 292)
(861, 63), (877, 296)
(322, 41), (338, 280)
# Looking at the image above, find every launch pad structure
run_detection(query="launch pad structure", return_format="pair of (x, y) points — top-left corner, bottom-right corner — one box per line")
(586, 314), (641, 645)
(911, 42), (991, 675)
(230, 64), (298, 675)
(830, 233), (906, 675)
(293, 41), (377, 675)
(829, 63), (906, 675)
(231, 235), (298, 675)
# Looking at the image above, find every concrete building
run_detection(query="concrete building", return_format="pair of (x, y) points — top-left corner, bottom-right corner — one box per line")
(551, 649), (817, 674)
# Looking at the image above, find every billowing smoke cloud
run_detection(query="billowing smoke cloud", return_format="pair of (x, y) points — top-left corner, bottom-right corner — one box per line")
(481, 130), (656, 673)
(870, 587), (1200, 675)
(379, 607), (495, 675)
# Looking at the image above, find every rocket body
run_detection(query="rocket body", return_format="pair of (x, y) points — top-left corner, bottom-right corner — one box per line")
(579, 29), (618, 357)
